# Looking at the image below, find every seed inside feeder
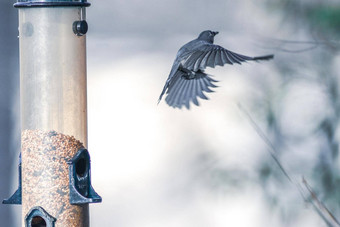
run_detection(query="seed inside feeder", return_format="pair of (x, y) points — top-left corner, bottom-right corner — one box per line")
(22, 129), (89, 226)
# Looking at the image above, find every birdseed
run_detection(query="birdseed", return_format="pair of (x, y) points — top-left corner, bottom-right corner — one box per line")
(22, 129), (89, 227)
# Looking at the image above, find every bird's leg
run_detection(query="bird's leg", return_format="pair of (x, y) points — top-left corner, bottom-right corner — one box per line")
(179, 66), (195, 79)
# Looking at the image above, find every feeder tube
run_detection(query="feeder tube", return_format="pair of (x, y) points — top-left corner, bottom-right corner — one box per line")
(16, 0), (91, 226)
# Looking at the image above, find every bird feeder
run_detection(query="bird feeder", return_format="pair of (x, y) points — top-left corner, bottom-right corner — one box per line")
(3, 0), (102, 226)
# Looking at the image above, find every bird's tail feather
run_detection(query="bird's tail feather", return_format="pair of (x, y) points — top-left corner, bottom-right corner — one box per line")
(164, 70), (218, 109)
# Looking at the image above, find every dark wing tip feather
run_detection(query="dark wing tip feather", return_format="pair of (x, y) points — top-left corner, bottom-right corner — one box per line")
(252, 54), (274, 61)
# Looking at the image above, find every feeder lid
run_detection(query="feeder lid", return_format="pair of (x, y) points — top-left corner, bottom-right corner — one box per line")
(14, 0), (90, 8)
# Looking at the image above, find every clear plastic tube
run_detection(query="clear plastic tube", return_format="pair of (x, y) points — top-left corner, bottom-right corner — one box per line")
(19, 7), (87, 146)
(19, 6), (89, 226)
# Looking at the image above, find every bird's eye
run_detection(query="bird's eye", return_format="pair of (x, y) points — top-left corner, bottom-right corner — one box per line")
(209, 31), (213, 36)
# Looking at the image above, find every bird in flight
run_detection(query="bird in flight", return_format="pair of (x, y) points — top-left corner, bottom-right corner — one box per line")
(158, 30), (274, 109)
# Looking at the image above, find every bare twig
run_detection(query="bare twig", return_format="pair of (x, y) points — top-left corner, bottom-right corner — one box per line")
(237, 103), (293, 183)
(237, 102), (340, 227)
(302, 177), (340, 227)
(254, 42), (319, 53)
(254, 37), (340, 53)
(258, 45), (319, 53)
(263, 38), (340, 45)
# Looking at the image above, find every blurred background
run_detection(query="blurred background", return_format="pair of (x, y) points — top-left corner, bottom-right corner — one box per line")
(1, 0), (340, 226)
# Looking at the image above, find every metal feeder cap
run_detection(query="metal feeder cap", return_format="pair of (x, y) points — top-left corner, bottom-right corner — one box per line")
(14, 0), (91, 8)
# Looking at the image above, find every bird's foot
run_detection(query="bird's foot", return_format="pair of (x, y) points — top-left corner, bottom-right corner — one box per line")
(182, 70), (196, 79)
(186, 71), (196, 79)
(179, 67), (196, 79)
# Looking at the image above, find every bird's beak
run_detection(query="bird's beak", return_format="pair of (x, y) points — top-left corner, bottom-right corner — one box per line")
(212, 31), (219, 36)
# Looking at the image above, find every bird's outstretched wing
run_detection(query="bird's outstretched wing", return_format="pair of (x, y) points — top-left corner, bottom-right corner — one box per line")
(164, 69), (218, 109)
(182, 43), (274, 71)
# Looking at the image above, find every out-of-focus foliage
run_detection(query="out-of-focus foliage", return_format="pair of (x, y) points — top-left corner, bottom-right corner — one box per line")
(267, 0), (340, 44)
(256, 0), (340, 224)
(205, 0), (340, 225)
(306, 6), (340, 36)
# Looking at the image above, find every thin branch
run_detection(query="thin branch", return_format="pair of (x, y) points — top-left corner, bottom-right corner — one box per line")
(254, 37), (340, 53)
(255, 43), (319, 53)
(265, 38), (340, 45)
(237, 102), (340, 227)
(237, 103), (293, 183)
(302, 177), (340, 227)
(260, 45), (319, 53)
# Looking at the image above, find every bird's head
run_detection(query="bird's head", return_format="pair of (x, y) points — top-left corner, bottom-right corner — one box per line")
(197, 30), (219, 43)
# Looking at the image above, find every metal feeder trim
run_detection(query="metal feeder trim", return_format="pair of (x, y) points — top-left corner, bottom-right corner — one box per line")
(14, 0), (91, 8)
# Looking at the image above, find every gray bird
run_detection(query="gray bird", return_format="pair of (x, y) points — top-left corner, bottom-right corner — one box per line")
(158, 30), (274, 109)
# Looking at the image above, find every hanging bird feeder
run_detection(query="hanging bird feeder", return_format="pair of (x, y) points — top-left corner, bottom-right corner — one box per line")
(3, 0), (102, 226)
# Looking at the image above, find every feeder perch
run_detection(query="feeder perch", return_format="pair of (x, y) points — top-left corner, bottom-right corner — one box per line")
(2, 154), (22, 205)
(68, 149), (102, 204)
(25, 206), (56, 227)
